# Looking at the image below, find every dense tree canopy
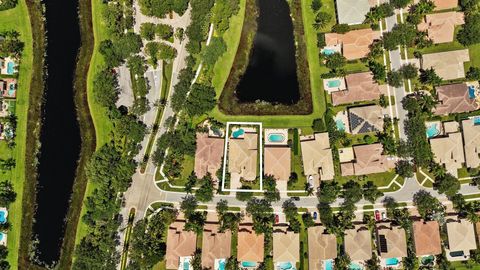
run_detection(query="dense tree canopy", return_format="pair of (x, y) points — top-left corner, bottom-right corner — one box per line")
(93, 68), (119, 107)
(185, 83), (217, 116)
(138, 0), (189, 18)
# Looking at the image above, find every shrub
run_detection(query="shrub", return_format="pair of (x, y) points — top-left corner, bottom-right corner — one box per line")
(331, 24), (349, 34)
(312, 118), (325, 132)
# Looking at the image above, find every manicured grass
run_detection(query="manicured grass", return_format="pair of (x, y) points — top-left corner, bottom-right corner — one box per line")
(335, 170), (401, 188)
(160, 60), (173, 100)
(0, 1), (34, 268)
(288, 129), (307, 191)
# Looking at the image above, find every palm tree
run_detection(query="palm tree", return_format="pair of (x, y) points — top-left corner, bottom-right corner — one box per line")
(304, 182), (314, 196)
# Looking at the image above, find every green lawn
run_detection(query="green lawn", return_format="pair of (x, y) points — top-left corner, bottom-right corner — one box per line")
(0, 1), (34, 268)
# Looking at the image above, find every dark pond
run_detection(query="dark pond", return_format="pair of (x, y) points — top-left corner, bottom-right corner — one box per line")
(32, 0), (81, 265)
(236, 0), (300, 104)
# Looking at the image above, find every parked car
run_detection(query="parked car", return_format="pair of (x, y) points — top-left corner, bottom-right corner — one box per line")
(313, 212), (318, 220)
(381, 211), (387, 220)
(275, 214), (279, 224)
(375, 210), (381, 221)
(292, 196), (300, 201)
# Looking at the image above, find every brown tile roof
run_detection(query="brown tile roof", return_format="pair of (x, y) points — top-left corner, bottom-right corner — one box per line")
(237, 224), (264, 262)
(429, 132), (464, 177)
(433, 0), (458, 10)
(331, 72), (381, 106)
(264, 146), (291, 181)
(341, 143), (395, 176)
(308, 226), (337, 269)
(194, 133), (224, 180)
(228, 133), (258, 181)
(434, 83), (478, 115)
(300, 133), (335, 180)
(413, 221), (442, 256)
(461, 119), (480, 168)
(202, 223), (232, 269)
(273, 230), (300, 263)
(348, 105), (384, 134)
(422, 49), (470, 80)
(344, 226), (372, 261)
(447, 219), (477, 252)
(0, 78), (16, 98)
(376, 223), (408, 259)
(325, 29), (381, 60)
(166, 221), (197, 269)
(418, 12), (464, 44)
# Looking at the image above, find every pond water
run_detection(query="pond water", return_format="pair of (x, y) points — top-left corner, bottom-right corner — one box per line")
(32, 0), (81, 265)
(235, 0), (300, 104)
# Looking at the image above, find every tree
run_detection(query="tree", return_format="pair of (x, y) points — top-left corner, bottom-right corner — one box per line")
(202, 36), (227, 67)
(195, 173), (214, 202)
(0, 30), (23, 57)
(313, 12), (332, 30)
(140, 22), (156, 41)
(364, 3), (394, 25)
(457, 13), (480, 46)
(114, 33), (143, 60)
(302, 212), (315, 228)
(434, 173), (460, 198)
(395, 160), (414, 178)
(391, 0), (411, 8)
(466, 67), (480, 80)
(334, 254), (352, 270)
(235, 185), (253, 201)
(365, 252), (380, 270)
(311, 0), (322, 11)
(211, 0), (240, 33)
(399, 63), (418, 80)
(93, 68), (119, 107)
(382, 23), (418, 50)
(318, 202), (334, 228)
(363, 181), (383, 203)
(368, 60), (386, 81)
(185, 172), (197, 194)
(325, 52), (346, 70)
(342, 180), (363, 204)
(156, 24), (174, 40)
(99, 39), (122, 68)
(460, 0), (479, 11)
(387, 70), (403, 87)
(413, 190), (443, 220)
(264, 175), (280, 202)
(130, 97), (150, 116)
(318, 181), (341, 203)
(419, 68), (442, 86)
(185, 83), (216, 116)
(282, 199), (298, 221)
(180, 195), (198, 218)
(331, 24), (350, 34)
(158, 43), (177, 60)
(246, 198), (274, 234)
(312, 118), (325, 132)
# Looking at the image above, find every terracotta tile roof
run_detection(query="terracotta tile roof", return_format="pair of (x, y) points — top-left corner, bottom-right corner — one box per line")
(434, 83), (478, 115)
(433, 0), (459, 10)
(194, 133), (225, 180)
(300, 133), (335, 180)
(461, 119), (480, 168)
(413, 221), (442, 256)
(331, 72), (381, 106)
(429, 132), (464, 177)
(335, 0), (371, 25)
(273, 230), (300, 263)
(0, 78), (16, 98)
(348, 105), (384, 134)
(340, 143), (395, 176)
(228, 132), (258, 181)
(418, 12), (464, 44)
(202, 224), (232, 269)
(325, 29), (381, 60)
(344, 226), (372, 261)
(264, 146), (291, 181)
(308, 226), (337, 269)
(166, 221), (197, 269)
(376, 223), (408, 259)
(237, 224), (264, 262)
(422, 49), (470, 80)
(447, 219), (477, 252)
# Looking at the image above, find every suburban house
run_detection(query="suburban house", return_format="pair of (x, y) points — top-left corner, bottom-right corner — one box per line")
(237, 223), (264, 266)
(414, 0), (458, 10)
(0, 78), (16, 98)
(340, 143), (395, 176)
(264, 147), (291, 182)
(376, 223), (407, 264)
(446, 218), (477, 261)
(334, 0), (371, 25)
(194, 133), (224, 181)
(344, 225), (372, 262)
(324, 28), (381, 60)
(434, 83), (479, 115)
(0, 100), (10, 118)
(228, 129), (258, 183)
(202, 218), (231, 270)
(331, 72), (381, 106)
(300, 133), (335, 184)
(418, 12), (464, 44)
(429, 129), (464, 177)
(412, 220), (442, 257)
(166, 220), (197, 270)
(308, 226), (337, 270)
(272, 226), (299, 267)
(348, 105), (384, 134)
(0, 57), (17, 75)
(422, 49), (470, 80)
(461, 118), (480, 169)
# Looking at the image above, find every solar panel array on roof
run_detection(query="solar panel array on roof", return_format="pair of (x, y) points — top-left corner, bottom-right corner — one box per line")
(349, 112), (364, 131)
(359, 122), (378, 134)
(379, 234), (388, 253)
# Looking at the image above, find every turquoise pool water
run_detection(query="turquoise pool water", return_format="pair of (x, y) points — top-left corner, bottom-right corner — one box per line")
(6, 62), (14, 75)
(426, 124), (439, 138)
(336, 119), (345, 131)
(8, 84), (14, 96)
(218, 259), (226, 270)
(386, 258), (399, 266)
(0, 233), (4, 241)
(349, 262), (363, 270)
(268, 133), (285, 143)
(325, 260), (333, 270)
(242, 261), (257, 267)
(327, 79), (341, 88)
(474, 117), (480, 125)
(232, 128), (245, 138)
(322, 48), (336, 55)
(469, 85), (476, 99)
(0, 210), (6, 224)
(183, 260), (190, 270)
(278, 261), (294, 270)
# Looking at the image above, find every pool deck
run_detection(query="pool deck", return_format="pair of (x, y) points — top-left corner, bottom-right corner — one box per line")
(264, 128), (288, 146)
(323, 77), (346, 94)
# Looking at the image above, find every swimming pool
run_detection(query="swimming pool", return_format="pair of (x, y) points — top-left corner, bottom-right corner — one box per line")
(327, 79), (341, 88)
(183, 261), (190, 270)
(336, 119), (345, 131)
(278, 261), (295, 270)
(217, 259), (226, 270)
(268, 133), (285, 143)
(385, 258), (399, 266)
(0, 233), (4, 241)
(324, 259), (333, 270)
(242, 261), (257, 267)
(8, 84), (15, 96)
(0, 210), (7, 224)
(469, 85), (476, 99)
(349, 262), (363, 270)
(474, 117), (480, 125)
(322, 48), (336, 55)
(426, 123), (440, 138)
(6, 62), (14, 75)
(232, 128), (245, 138)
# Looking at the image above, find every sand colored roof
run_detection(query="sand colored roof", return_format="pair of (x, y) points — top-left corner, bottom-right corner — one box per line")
(415, 0), (459, 10)
(430, 132), (464, 177)
(462, 119), (480, 168)
(273, 230), (300, 263)
(202, 223), (232, 269)
(344, 226), (372, 261)
(300, 133), (335, 180)
(422, 49), (470, 80)
(264, 146), (291, 181)
(308, 226), (337, 269)
(325, 29), (381, 60)
(376, 223), (408, 258)
(166, 221), (197, 269)
(237, 224), (264, 262)
(341, 143), (395, 176)
(228, 132), (258, 181)
(331, 72), (381, 105)
(413, 221), (442, 256)
(194, 133), (224, 180)
(444, 121), (459, 133)
(348, 105), (384, 134)
(418, 12), (464, 44)
(434, 83), (478, 115)
(447, 219), (477, 252)
(335, 0), (371, 25)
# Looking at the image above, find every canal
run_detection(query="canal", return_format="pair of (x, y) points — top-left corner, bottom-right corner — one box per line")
(236, 0), (300, 104)
(32, 0), (81, 265)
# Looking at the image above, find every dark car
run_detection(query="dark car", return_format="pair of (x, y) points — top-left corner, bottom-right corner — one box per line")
(313, 212), (318, 220)
(292, 196), (300, 201)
